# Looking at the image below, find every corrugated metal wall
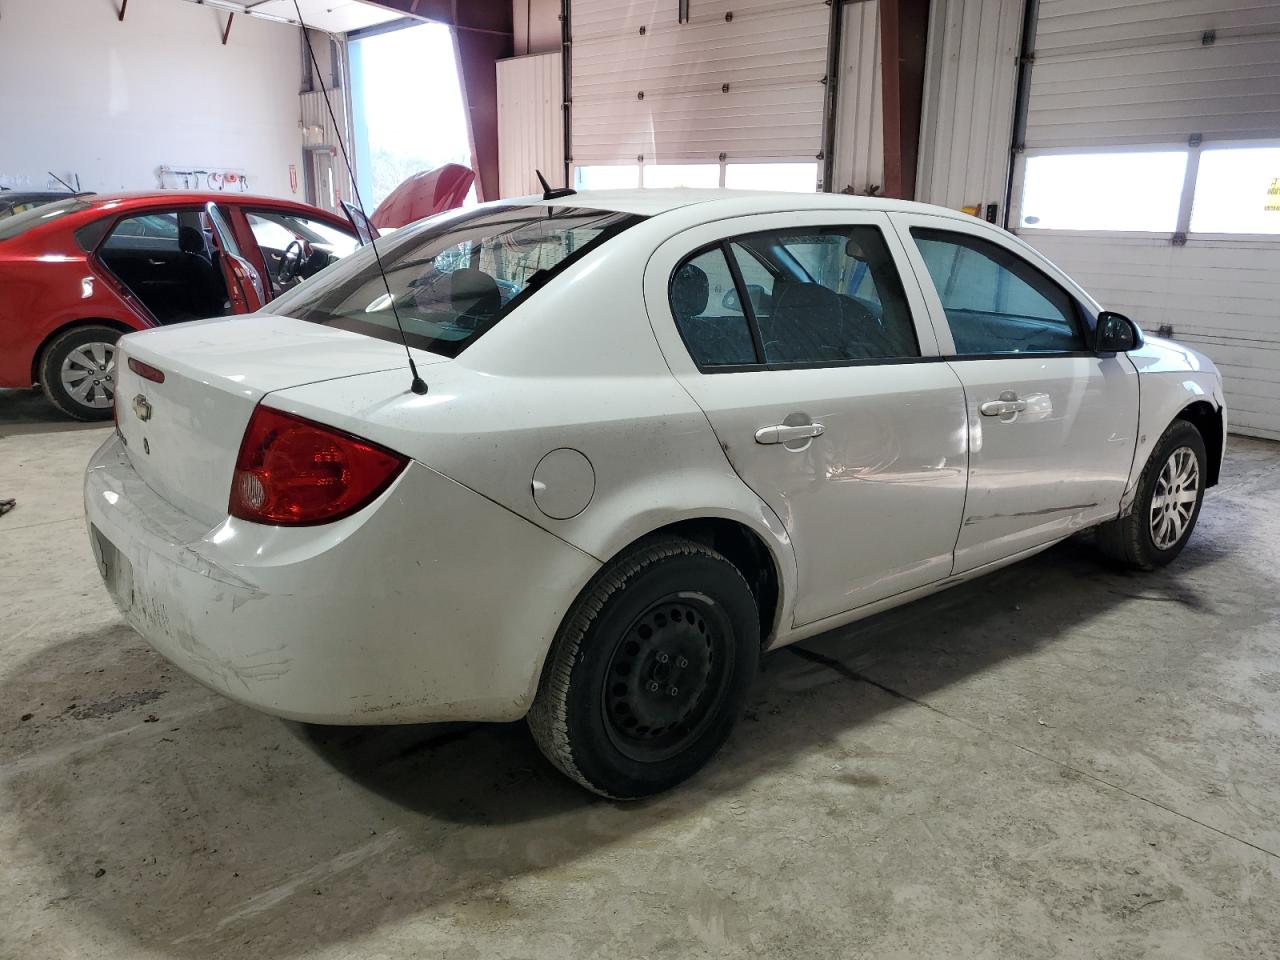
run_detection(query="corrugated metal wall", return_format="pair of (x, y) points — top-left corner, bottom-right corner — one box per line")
(831, 0), (884, 195)
(571, 0), (829, 165)
(1027, 0), (1280, 148)
(1029, 234), (1280, 440)
(1009, 0), (1280, 439)
(915, 0), (1023, 216)
(497, 52), (565, 197)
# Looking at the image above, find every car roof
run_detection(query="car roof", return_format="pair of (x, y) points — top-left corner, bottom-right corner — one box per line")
(522, 188), (971, 220)
(81, 191), (329, 211)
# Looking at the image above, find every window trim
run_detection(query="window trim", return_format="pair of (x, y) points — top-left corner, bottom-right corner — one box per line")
(669, 224), (928, 374)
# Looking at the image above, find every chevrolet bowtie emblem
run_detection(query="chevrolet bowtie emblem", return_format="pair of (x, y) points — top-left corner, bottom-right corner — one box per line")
(132, 394), (152, 422)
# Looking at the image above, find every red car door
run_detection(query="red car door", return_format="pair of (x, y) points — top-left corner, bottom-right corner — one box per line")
(204, 201), (266, 313)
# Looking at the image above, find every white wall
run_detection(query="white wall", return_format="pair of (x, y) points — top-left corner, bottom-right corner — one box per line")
(0, 0), (304, 198)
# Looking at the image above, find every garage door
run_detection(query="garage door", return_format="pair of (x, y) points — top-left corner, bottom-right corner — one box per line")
(1008, 0), (1280, 440)
(570, 0), (829, 188)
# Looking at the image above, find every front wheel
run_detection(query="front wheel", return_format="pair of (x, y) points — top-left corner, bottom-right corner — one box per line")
(39, 325), (122, 421)
(528, 538), (760, 799)
(1097, 420), (1207, 570)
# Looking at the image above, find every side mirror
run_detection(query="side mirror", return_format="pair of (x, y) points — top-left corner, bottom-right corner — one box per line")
(1095, 310), (1143, 353)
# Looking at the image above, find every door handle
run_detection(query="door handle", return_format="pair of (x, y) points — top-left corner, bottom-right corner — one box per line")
(979, 391), (1027, 417)
(755, 422), (825, 445)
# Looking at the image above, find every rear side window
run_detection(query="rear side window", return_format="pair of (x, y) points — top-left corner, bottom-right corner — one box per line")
(269, 205), (646, 358)
(670, 247), (757, 367)
(911, 228), (1086, 355)
(669, 224), (920, 369)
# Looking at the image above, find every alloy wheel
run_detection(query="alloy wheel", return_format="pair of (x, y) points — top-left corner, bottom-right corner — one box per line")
(1150, 445), (1199, 550)
(60, 341), (117, 410)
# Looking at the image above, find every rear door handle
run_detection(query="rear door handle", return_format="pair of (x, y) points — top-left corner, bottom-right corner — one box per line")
(979, 391), (1027, 417)
(755, 422), (825, 445)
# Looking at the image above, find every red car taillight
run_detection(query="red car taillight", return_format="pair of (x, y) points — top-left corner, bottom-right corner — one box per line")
(229, 406), (409, 526)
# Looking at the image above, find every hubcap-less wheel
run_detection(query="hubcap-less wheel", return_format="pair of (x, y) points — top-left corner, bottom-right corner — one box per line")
(60, 341), (117, 410)
(1150, 445), (1200, 550)
(603, 594), (734, 763)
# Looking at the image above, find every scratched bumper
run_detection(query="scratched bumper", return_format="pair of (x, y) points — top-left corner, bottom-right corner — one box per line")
(84, 434), (599, 724)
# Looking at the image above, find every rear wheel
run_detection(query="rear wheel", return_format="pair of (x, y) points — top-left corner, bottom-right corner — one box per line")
(528, 538), (760, 799)
(39, 325), (121, 421)
(1097, 419), (1207, 570)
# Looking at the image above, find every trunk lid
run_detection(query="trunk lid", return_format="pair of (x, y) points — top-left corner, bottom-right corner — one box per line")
(114, 313), (439, 527)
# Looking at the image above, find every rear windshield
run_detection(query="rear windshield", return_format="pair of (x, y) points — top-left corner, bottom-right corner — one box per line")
(267, 204), (645, 358)
(0, 198), (92, 241)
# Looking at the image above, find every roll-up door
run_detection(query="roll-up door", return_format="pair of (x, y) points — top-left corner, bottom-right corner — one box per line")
(1010, 0), (1280, 440)
(571, 0), (830, 178)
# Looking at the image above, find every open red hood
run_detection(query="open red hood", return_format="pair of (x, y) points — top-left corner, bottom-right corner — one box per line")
(369, 164), (475, 229)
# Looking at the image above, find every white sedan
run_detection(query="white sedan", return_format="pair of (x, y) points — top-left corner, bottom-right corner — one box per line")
(85, 189), (1226, 798)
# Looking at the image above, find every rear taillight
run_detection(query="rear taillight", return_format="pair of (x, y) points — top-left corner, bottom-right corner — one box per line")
(229, 406), (408, 526)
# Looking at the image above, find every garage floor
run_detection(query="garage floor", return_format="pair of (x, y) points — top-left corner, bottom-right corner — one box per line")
(3, 418), (1279, 959)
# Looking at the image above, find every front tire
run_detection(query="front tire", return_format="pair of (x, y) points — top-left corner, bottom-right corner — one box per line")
(39, 325), (122, 421)
(1097, 419), (1207, 570)
(528, 538), (760, 799)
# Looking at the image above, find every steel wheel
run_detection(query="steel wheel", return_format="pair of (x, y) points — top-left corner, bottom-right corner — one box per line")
(602, 593), (734, 763)
(1149, 445), (1200, 550)
(59, 341), (117, 410)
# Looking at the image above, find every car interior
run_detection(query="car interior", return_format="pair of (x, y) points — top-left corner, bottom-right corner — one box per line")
(97, 209), (231, 324)
(245, 210), (358, 295)
(671, 227), (921, 366)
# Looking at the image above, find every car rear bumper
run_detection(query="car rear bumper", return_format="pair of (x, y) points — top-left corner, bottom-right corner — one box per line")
(84, 434), (599, 724)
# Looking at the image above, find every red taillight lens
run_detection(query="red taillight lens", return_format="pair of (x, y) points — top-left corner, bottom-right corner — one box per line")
(229, 406), (409, 526)
(127, 357), (165, 383)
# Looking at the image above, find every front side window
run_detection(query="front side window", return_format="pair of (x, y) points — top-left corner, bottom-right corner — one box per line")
(911, 227), (1086, 355)
(269, 205), (645, 357)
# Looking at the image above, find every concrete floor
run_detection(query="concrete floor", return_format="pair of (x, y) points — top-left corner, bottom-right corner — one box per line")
(2, 416), (1279, 960)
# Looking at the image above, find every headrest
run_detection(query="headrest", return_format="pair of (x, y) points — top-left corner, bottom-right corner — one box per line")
(671, 262), (709, 319)
(449, 267), (500, 312)
(774, 280), (841, 318)
(178, 226), (206, 257)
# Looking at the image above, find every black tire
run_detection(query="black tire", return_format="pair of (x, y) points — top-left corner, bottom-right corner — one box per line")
(39, 324), (122, 421)
(1096, 419), (1208, 570)
(528, 537), (760, 799)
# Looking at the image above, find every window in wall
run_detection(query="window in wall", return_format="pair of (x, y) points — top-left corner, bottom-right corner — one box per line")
(573, 165), (641, 190)
(911, 228), (1085, 355)
(1189, 146), (1280, 235)
(1018, 151), (1188, 232)
(724, 163), (818, 193)
(644, 164), (720, 188)
(669, 247), (758, 367)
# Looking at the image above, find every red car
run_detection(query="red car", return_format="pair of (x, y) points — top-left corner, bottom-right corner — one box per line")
(0, 191), (364, 420)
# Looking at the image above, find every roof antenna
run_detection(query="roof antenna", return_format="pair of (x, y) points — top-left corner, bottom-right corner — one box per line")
(535, 169), (577, 201)
(292, 1), (427, 396)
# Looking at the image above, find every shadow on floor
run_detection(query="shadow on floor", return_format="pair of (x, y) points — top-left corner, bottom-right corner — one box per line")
(0, 389), (103, 436)
(0, 526), (1237, 958)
